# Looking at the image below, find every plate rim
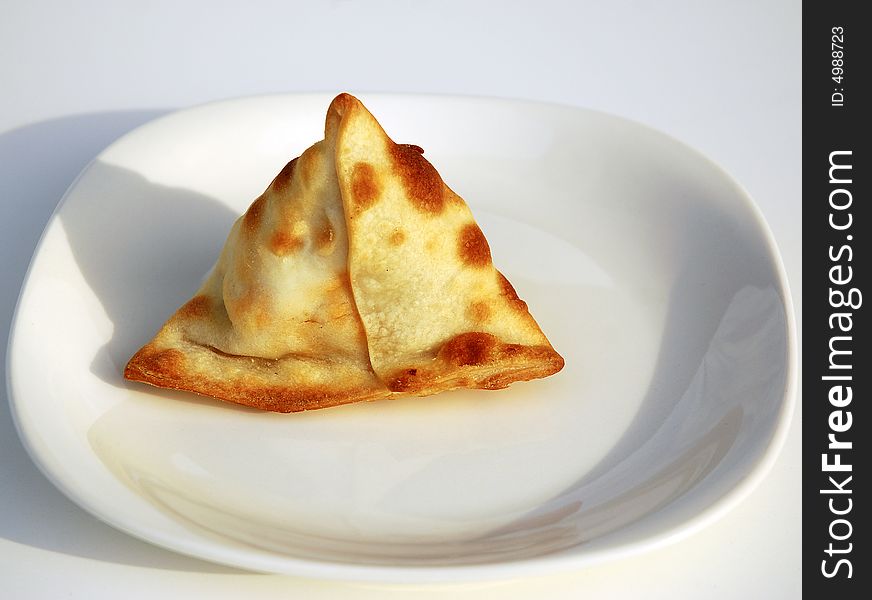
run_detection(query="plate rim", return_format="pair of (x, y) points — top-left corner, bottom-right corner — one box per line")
(5, 92), (797, 583)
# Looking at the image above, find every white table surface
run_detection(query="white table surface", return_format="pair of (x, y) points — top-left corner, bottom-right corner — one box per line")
(0, 1), (801, 597)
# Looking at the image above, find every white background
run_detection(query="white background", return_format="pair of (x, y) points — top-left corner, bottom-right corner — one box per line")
(0, 1), (800, 598)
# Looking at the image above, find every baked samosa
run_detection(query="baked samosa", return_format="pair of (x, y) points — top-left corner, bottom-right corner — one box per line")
(125, 93), (564, 411)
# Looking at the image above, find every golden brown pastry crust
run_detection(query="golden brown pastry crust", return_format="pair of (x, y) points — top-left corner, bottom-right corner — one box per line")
(125, 342), (389, 412)
(125, 93), (564, 412)
(330, 94), (564, 398)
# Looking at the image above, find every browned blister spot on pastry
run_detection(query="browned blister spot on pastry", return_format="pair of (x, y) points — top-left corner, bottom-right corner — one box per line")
(439, 332), (498, 367)
(270, 158), (297, 193)
(457, 223), (492, 267)
(243, 195), (266, 233)
(501, 343), (523, 356)
(268, 229), (304, 256)
(225, 286), (272, 328)
(467, 300), (491, 324)
(388, 228), (406, 246)
(125, 347), (185, 381)
(390, 143), (445, 214)
(497, 271), (528, 312)
(177, 295), (210, 319)
(316, 216), (335, 251)
(387, 368), (424, 393)
(350, 162), (381, 212)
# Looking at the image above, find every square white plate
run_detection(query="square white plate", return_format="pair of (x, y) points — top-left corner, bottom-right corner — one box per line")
(6, 94), (795, 582)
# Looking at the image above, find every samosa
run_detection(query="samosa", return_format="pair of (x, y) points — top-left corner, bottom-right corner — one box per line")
(125, 94), (563, 412)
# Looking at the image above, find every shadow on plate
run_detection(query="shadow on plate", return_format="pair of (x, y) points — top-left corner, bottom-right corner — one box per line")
(56, 160), (242, 396)
(0, 111), (246, 573)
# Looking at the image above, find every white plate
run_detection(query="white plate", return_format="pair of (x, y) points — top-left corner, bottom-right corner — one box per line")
(6, 94), (795, 582)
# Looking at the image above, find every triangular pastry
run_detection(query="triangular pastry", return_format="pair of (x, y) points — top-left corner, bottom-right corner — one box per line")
(125, 93), (564, 411)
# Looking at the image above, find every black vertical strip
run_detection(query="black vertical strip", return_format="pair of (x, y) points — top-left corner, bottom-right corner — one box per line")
(804, 2), (868, 596)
